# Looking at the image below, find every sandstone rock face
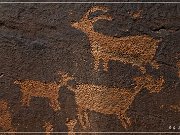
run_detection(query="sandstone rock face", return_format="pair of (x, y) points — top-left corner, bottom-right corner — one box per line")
(0, 1), (179, 133)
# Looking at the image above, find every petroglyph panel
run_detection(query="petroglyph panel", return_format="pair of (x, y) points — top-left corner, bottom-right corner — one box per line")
(0, 2), (179, 133)
(66, 118), (77, 135)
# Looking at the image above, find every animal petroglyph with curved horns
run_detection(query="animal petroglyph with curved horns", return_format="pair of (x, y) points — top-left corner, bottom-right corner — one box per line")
(67, 74), (164, 129)
(14, 71), (74, 111)
(71, 6), (161, 73)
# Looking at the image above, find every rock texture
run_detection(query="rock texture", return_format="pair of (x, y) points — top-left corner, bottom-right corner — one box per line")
(0, 1), (180, 134)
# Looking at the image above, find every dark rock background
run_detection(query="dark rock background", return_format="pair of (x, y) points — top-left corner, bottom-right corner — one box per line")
(0, 1), (180, 134)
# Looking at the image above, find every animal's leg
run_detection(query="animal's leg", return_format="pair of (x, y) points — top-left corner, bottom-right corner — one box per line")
(84, 111), (90, 128)
(125, 115), (131, 127)
(2, 126), (13, 132)
(21, 94), (27, 106)
(1, 116), (15, 133)
(118, 114), (131, 129)
(94, 59), (100, 71)
(77, 108), (87, 129)
(6, 126), (16, 135)
(139, 66), (146, 74)
(50, 98), (60, 111)
(8, 126), (16, 133)
(21, 94), (30, 106)
(26, 96), (31, 106)
(151, 60), (159, 69)
(103, 59), (109, 72)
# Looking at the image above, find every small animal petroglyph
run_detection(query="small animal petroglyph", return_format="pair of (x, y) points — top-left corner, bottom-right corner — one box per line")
(67, 74), (164, 129)
(65, 118), (77, 135)
(0, 100), (16, 132)
(14, 71), (74, 111)
(71, 6), (161, 73)
(43, 121), (53, 135)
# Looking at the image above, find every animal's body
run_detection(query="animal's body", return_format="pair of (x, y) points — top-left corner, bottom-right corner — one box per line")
(67, 74), (164, 129)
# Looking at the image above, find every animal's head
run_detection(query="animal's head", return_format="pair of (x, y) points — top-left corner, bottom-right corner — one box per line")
(71, 6), (112, 33)
(133, 75), (164, 93)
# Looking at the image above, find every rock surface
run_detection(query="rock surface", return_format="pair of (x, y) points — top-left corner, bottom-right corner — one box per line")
(0, 1), (180, 133)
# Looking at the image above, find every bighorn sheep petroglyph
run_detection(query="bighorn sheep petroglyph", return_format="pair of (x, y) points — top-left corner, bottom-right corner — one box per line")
(71, 6), (161, 73)
(67, 74), (164, 129)
(14, 71), (74, 111)
(0, 100), (16, 132)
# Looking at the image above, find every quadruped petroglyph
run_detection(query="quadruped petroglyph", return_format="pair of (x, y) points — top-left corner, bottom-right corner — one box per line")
(71, 6), (161, 73)
(14, 71), (74, 111)
(67, 74), (164, 129)
(161, 104), (180, 112)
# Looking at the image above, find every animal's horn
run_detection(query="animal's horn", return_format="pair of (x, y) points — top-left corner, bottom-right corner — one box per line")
(91, 14), (113, 23)
(83, 6), (109, 20)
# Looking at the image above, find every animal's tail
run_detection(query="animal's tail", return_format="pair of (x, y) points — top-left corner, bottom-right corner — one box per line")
(14, 80), (22, 85)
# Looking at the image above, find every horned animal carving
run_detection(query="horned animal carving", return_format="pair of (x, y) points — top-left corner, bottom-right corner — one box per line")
(14, 72), (74, 111)
(67, 74), (164, 129)
(0, 100), (16, 132)
(71, 6), (161, 73)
